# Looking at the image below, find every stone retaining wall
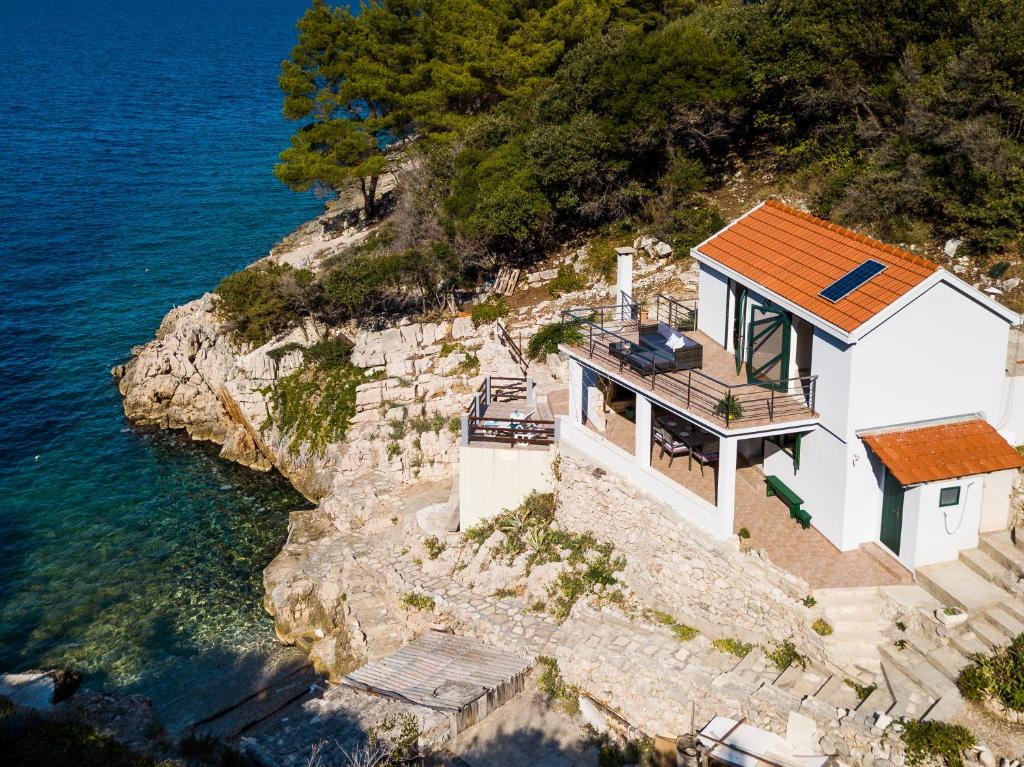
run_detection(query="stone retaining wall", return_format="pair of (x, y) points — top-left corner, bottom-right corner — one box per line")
(555, 451), (829, 664)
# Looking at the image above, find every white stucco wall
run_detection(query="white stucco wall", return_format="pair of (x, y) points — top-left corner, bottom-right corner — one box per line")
(697, 264), (730, 347)
(458, 445), (555, 529)
(849, 282), (1008, 433)
(899, 478), (983, 569)
(980, 469), (1015, 533)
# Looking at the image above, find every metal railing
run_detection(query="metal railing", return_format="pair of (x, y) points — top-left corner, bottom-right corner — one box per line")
(496, 321), (529, 375)
(462, 375), (554, 446)
(559, 303), (817, 427)
(648, 293), (697, 332)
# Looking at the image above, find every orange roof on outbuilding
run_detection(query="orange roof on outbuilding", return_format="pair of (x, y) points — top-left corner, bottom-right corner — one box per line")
(861, 419), (1024, 486)
(697, 200), (938, 333)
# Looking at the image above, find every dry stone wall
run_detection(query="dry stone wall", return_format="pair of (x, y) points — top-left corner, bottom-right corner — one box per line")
(555, 451), (829, 663)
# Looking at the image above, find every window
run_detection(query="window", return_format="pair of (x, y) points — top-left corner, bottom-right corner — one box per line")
(939, 486), (961, 507)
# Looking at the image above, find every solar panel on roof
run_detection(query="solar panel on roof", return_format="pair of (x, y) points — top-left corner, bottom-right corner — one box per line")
(819, 259), (887, 303)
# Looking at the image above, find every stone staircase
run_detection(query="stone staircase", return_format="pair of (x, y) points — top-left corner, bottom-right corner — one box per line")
(876, 529), (1024, 723)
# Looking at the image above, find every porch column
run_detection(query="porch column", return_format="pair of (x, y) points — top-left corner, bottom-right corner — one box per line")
(568, 358), (584, 425)
(716, 435), (739, 539)
(635, 396), (651, 466)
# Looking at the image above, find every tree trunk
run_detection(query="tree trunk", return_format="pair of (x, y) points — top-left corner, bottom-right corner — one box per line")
(359, 175), (379, 220)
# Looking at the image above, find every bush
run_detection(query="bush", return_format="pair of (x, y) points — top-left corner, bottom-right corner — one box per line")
(737, 527), (750, 539)
(527, 319), (584, 360)
(470, 296), (509, 326)
(812, 618), (833, 636)
(957, 633), (1024, 711)
(536, 656), (579, 715)
(901, 720), (975, 767)
(547, 265), (586, 296)
(215, 263), (311, 346)
(845, 678), (876, 701)
(987, 261), (1011, 280)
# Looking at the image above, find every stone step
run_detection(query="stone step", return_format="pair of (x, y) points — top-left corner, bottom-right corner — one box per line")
(882, 661), (936, 722)
(878, 645), (960, 702)
(855, 680), (895, 720)
(949, 630), (989, 659)
(1001, 598), (1024, 623)
(815, 675), (866, 711)
(916, 560), (1009, 612)
(970, 616), (1012, 649)
(960, 548), (1015, 588)
(979, 532), (1024, 577)
(922, 693), (964, 723)
(985, 605), (1024, 638)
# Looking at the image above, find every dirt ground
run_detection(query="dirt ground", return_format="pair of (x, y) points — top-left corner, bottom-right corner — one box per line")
(953, 699), (1024, 759)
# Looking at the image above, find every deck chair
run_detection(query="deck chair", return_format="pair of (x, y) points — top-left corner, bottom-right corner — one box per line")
(654, 425), (689, 466)
(690, 441), (719, 476)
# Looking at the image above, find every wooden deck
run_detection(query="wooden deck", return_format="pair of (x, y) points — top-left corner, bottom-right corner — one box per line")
(568, 327), (817, 429)
(343, 631), (530, 733)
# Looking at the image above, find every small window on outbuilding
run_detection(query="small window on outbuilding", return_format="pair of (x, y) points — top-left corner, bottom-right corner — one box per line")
(939, 486), (961, 507)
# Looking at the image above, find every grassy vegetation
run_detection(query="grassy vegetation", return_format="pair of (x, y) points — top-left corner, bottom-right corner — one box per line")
(713, 638), (754, 658)
(547, 265), (586, 296)
(958, 633), (1024, 712)
(536, 656), (579, 715)
(901, 720), (975, 767)
(400, 592), (436, 611)
(260, 337), (366, 456)
(766, 639), (807, 672)
(423, 536), (446, 560)
(845, 678), (877, 702)
(469, 296), (509, 326)
(811, 618), (833, 636)
(463, 492), (626, 622)
(643, 609), (698, 642)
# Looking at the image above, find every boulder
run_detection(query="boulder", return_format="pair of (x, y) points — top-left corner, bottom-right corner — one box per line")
(417, 501), (460, 536)
(0, 672), (55, 710)
(452, 316), (475, 339)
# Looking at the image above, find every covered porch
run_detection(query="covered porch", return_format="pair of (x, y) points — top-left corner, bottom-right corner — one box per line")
(574, 367), (909, 587)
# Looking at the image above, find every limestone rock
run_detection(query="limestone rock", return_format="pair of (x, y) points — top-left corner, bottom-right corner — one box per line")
(0, 672), (55, 710)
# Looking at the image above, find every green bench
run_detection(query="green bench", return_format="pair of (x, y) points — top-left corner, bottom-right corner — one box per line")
(765, 475), (811, 529)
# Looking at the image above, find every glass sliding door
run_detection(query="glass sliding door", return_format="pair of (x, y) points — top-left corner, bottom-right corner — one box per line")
(746, 305), (791, 391)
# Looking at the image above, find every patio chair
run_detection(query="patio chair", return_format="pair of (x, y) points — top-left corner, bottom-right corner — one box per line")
(689, 440), (719, 476)
(654, 425), (689, 466)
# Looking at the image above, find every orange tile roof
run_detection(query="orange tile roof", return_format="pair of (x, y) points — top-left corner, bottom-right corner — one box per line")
(861, 419), (1024, 486)
(698, 200), (939, 333)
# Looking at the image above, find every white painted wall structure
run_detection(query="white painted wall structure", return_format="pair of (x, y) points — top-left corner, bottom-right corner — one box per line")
(458, 444), (555, 530)
(553, 233), (1020, 572)
(687, 248), (1020, 571)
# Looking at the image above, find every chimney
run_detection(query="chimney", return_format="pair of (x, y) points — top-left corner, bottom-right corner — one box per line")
(615, 246), (635, 319)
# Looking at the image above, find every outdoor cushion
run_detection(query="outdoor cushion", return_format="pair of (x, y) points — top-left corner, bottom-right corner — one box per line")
(657, 321), (674, 340)
(665, 331), (687, 350)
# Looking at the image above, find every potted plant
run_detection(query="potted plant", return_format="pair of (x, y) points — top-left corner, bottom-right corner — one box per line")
(714, 394), (743, 421)
(935, 606), (967, 627)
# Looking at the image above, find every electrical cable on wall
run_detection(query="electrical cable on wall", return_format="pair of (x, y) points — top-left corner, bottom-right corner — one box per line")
(943, 481), (976, 535)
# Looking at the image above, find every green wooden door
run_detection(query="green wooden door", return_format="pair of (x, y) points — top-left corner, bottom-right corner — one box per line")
(746, 305), (791, 391)
(733, 287), (747, 375)
(880, 470), (904, 555)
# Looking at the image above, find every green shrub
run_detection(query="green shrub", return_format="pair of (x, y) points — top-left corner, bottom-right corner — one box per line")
(987, 261), (1011, 280)
(548, 265), (586, 296)
(366, 712), (421, 767)
(424, 536), (446, 560)
(737, 527), (750, 540)
(536, 656), (579, 715)
(643, 609), (698, 642)
(845, 678), (876, 701)
(812, 618), (833, 636)
(527, 319), (584, 360)
(470, 296), (509, 326)
(401, 592), (435, 611)
(583, 236), (620, 281)
(261, 354), (367, 456)
(767, 639), (807, 671)
(598, 734), (656, 767)
(215, 263), (311, 346)
(493, 587), (518, 599)
(901, 720), (975, 767)
(713, 638), (754, 658)
(438, 341), (467, 357)
(957, 633), (1024, 711)
(714, 394), (743, 421)
(454, 352), (481, 376)
(802, 595), (817, 607)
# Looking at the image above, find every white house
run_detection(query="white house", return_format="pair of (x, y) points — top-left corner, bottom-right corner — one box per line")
(558, 199), (1024, 573)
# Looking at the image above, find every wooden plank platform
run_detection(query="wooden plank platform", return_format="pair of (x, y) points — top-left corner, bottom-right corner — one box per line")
(342, 632), (530, 716)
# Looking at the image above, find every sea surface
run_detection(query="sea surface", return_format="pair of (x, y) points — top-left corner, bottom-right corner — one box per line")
(0, 0), (340, 720)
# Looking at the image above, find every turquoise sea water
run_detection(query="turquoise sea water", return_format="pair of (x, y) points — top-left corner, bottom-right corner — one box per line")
(0, 0), (333, 712)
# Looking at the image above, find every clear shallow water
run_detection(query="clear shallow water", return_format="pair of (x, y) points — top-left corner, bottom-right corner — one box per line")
(0, 0), (331, 710)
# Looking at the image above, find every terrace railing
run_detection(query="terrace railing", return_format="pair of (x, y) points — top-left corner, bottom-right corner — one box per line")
(462, 375), (555, 447)
(496, 321), (529, 376)
(560, 304), (817, 427)
(648, 293), (697, 332)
